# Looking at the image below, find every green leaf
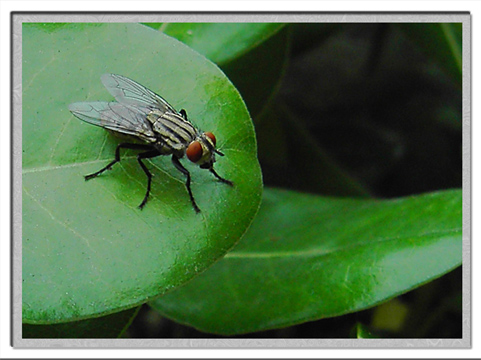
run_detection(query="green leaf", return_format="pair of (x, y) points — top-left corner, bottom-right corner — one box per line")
(397, 23), (462, 85)
(22, 307), (140, 338)
(22, 23), (262, 324)
(146, 23), (285, 65)
(151, 187), (462, 335)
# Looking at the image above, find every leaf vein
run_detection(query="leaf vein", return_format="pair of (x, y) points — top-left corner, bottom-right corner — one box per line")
(226, 228), (462, 260)
(23, 186), (94, 250)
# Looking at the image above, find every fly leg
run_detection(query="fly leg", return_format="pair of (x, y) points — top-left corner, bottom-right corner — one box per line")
(85, 143), (156, 180)
(85, 143), (160, 209)
(209, 167), (234, 186)
(179, 109), (188, 120)
(136, 149), (162, 209)
(171, 155), (200, 213)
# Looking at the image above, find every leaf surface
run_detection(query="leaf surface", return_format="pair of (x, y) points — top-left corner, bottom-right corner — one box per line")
(22, 23), (262, 324)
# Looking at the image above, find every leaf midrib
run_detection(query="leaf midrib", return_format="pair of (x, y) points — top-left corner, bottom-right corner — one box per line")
(225, 228), (461, 260)
(22, 158), (129, 174)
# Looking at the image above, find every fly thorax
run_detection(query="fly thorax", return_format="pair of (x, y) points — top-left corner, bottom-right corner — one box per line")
(146, 109), (164, 124)
(150, 111), (197, 152)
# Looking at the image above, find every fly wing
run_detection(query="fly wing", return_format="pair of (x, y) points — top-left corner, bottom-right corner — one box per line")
(100, 73), (177, 115)
(68, 101), (157, 143)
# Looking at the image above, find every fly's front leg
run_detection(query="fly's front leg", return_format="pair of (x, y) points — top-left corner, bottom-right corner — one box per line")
(171, 155), (200, 213)
(209, 167), (234, 186)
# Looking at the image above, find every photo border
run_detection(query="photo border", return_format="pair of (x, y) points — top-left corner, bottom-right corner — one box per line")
(12, 12), (471, 349)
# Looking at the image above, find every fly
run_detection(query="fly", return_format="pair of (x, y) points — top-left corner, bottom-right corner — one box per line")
(68, 73), (233, 213)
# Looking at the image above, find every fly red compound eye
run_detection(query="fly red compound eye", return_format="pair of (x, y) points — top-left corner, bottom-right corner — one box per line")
(186, 141), (203, 163)
(204, 132), (216, 146)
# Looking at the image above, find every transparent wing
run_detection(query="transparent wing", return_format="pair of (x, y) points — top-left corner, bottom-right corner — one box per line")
(68, 101), (157, 143)
(101, 73), (177, 115)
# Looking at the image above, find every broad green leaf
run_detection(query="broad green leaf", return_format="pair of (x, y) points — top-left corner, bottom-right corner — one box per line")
(22, 307), (140, 338)
(22, 23), (262, 324)
(151, 188), (462, 335)
(146, 23), (285, 65)
(397, 23), (462, 86)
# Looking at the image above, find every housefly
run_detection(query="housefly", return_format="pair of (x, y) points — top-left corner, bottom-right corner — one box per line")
(68, 73), (233, 213)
